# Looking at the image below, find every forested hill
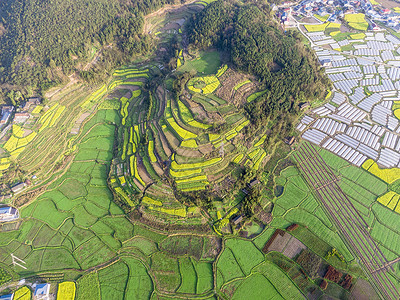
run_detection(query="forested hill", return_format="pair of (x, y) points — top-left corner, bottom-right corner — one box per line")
(0, 0), (178, 96)
(187, 1), (330, 135)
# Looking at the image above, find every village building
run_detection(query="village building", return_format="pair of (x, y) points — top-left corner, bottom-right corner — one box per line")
(248, 179), (260, 188)
(0, 106), (14, 125)
(0, 194), (12, 202)
(13, 112), (30, 123)
(320, 59), (332, 68)
(371, 23), (381, 31)
(285, 136), (296, 146)
(33, 283), (50, 300)
(11, 182), (26, 194)
(232, 215), (243, 225)
(282, 1), (295, 7)
(28, 97), (41, 105)
(21, 97), (41, 112)
(0, 206), (19, 222)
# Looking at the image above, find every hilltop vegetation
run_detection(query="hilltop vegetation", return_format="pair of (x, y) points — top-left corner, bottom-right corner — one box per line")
(187, 1), (330, 142)
(104, 1), (331, 231)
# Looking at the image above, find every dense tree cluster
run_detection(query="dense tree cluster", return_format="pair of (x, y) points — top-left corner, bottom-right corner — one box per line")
(0, 0), (180, 96)
(187, 1), (330, 137)
(0, 0), (117, 87)
(296, 249), (322, 278)
(172, 72), (194, 98)
(0, 268), (11, 285)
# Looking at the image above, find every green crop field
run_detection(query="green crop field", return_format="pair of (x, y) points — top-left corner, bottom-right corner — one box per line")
(0, 1), (397, 299)
(98, 261), (128, 299)
(272, 163), (356, 262)
(231, 273), (283, 300)
(178, 50), (221, 75)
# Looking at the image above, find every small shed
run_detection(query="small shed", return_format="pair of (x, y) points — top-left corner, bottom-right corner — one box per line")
(287, 223), (299, 232)
(320, 280), (328, 290)
(320, 59), (332, 67)
(299, 102), (310, 110)
(284, 136), (295, 146)
(232, 215), (243, 225)
(11, 182), (25, 194)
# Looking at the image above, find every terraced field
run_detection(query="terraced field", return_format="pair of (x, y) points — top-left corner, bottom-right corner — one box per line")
(0, 51), (308, 298)
(0, 46), (338, 297)
(0, 83), (97, 188)
(2, 2), (400, 298)
(107, 62), (274, 228)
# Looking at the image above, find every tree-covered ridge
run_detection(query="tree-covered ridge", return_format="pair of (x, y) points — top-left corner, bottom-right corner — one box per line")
(187, 1), (330, 139)
(0, 0), (178, 92)
(0, 0), (116, 86)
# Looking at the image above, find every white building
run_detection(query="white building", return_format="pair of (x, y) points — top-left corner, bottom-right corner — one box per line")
(0, 206), (19, 222)
(33, 283), (50, 300)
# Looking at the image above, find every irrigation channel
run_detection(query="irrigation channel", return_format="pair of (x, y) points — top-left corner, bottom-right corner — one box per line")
(293, 142), (400, 300)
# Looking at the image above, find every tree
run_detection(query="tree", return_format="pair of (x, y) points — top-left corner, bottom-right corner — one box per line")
(186, 1), (330, 145)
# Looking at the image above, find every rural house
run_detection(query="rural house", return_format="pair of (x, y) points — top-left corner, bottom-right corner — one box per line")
(21, 97), (41, 112)
(33, 283), (50, 300)
(11, 182), (25, 194)
(13, 112), (30, 123)
(0, 106), (14, 125)
(0, 206), (19, 222)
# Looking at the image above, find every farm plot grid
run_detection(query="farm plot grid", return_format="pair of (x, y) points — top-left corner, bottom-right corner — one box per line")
(293, 142), (400, 300)
(297, 31), (400, 170)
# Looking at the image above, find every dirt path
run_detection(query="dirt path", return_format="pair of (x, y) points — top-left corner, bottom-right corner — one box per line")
(83, 44), (112, 71)
(143, 0), (198, 33)
(137, 155), (154, 186)
(152, 120), (172, 157)
(45, 73), (79, 99)
(0, 281), (25, 293)
(372, 256), (400, 273)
